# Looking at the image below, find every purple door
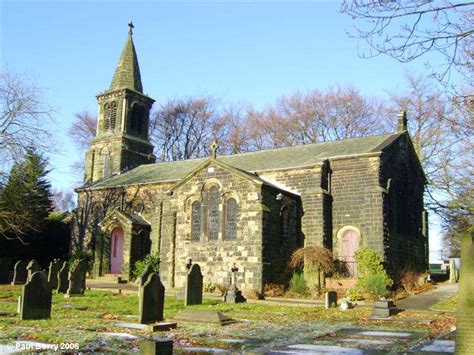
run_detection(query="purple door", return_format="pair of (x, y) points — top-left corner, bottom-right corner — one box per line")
(110, 227), (124, 274)
(340, 229), (360, 277)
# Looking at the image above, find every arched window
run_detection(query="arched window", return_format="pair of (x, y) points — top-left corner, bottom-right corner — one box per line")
(104, 103), (111, 131)
(110, 102), (117, 131)
(130, 104), (144, 134)
(281, 206), (289, 242)
(224, 198), (237, 240)
(191, 201), (201, 241)
(208, 186), (219, 240)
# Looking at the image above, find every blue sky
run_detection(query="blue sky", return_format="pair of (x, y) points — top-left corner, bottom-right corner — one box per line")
(2, 1), (444, 260)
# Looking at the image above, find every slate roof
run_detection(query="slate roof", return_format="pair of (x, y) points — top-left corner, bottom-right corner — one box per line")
(79, 133), (403, 190)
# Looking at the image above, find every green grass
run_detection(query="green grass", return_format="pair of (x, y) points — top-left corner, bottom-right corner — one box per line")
(431, 294), (458, 312)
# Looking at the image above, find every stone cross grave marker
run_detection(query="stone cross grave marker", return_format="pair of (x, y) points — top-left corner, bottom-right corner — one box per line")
(325, 291), (337, 308)
(11, 260), (28, 285)
(139, 272), (165, 324)
(57, 261), (69, 293)
(21, 271), (52, 320)
(0, 258), (12, 283)
(184, 263), (203, 306)
(48, 259), (62, 289)
(26, 260), (41, 281)
(65, 261), (87, 297)
(222, 263), (246, 303)
(455, 234), (474, 354)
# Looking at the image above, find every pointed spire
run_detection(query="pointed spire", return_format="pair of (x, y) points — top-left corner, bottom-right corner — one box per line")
(109, 22), (143, 93)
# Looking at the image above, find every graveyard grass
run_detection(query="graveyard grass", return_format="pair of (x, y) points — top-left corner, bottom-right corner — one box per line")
(0, 285), (456, 352)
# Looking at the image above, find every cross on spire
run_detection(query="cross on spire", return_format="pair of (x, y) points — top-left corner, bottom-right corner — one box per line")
(128, 21), (134, 35)
(210, 140), (219, 159)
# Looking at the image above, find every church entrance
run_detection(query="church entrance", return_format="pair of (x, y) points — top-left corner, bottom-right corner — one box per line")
(110, 227), (124, 274)
(340, 228), (360, 277)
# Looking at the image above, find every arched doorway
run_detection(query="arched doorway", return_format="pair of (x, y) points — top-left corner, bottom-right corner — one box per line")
(338, 227), (361, 277)
(110, 227), (124, 274)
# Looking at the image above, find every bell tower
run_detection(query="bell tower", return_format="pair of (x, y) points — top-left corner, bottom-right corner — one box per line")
(84, 23), (155, 183)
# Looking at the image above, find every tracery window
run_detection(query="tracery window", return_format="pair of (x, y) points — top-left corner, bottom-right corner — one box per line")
(208, 186), (219, 240)
(110, 101), (117, 131)
(104, 103), (111, 131)
(224, 198), (237, 240)
(191, 201), (201, 241)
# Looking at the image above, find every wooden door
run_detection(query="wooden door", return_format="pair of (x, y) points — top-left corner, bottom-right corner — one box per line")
(340, 229), (360, 277)
(110, 227), (124, 274)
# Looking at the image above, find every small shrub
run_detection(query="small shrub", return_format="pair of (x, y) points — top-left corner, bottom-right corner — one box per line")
(244, 289), (265, 300)
(69, 249), (93, 272)
(399, 268), (421, 292)
(346, 287), (363, 301)
(289, 272), (309, 296)
(263, 283), (286, 297)
(132, 252), (160, 280)
(215, 283), (228, 296)
(203, 282), (216, 293)
(364, 274), (388, 298)
(289, 246), (335, 291)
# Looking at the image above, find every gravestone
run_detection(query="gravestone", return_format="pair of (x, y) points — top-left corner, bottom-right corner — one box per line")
(11, 260), (28, 285)
(449, 258), (459, 284)
(0, 258), (12, 283)
(370, 300), (398, 319)
(222, 264), (246, 303)
(139, 272), (165, 324)
(140, 339), (173, 355)
(177, 258), (193, 300)
(325, 291), (337, 308)
(21, 271), (52, 320)
(455, 234), (474, 354)
(48, 259), (62, 289)
(138, 265), (154, 290)
(173, 309), (235, 325)
(65, 261), (87, 297)
(184, 263), (203, 306)
(57, 262), (69, 293)
(26, 260), (41, 281)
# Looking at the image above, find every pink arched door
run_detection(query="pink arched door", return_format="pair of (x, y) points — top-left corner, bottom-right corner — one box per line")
(110, 227), (124, 274)
(340, 229), (360, 277)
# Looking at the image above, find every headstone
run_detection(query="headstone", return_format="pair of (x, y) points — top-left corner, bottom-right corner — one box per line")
(370, 300), (398, 319)
(57, 262), (69, 293)
(47, 259), (62, 289)
(26, 260), (41, 281)
(222, 264), (246, 303)
(139, 272), (165, 324)
(449, 258), (459, 284)
(65, 261), (87, 297)
(173, 309), (236, 325)
(21, 271), (52, 320)
(140, 339), (173, 355)
(0, 258), (12, 283)
(11, 260), (28, 285)
(184, 263), (203, 306)
(176, 258), (193, 300)
(138, 264), (154, 290)
(455, 234), (474, 354)
(325, 291), (337, 308)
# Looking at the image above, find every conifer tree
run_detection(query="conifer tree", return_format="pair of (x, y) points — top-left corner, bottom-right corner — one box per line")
(0, 147), (53, 241)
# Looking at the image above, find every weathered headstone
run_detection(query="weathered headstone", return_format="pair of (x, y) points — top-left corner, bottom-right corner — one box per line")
(57, 262), (69, 293)
(21, 271), (52, 320)
(139, 272), (165, 324)
(65, 261), (87, 297)
(138, 264), (154, 290)
(176, 258), (193, 300)
(140, 339), (173, 355)
(184, 263), (203, 306)
(48, 259), (62, 289)
(370, 300), (398, 319)
(325, 291), (337, 308)
(455, 234), (474, 354)
(222, 264), (246, 303)
(0, 258), (12, 283)
(11, 260), (28, 285)
(26, 260), (41, 281)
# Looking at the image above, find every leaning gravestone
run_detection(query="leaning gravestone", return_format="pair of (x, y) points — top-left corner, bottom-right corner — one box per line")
(11, 261), (28, 285)
(21, 271), (52, 320)
(57, 262), (69, 293)
(455, 234), (474, 354)
(0, 258), (12, 283)
(139, 272), (165, 324)
(184, 263), (203, 306)
(325, 291), (337, 308)
(48, 259), (62, 289)
(26, 260), (41, 281)
(65, 261), (87, 297)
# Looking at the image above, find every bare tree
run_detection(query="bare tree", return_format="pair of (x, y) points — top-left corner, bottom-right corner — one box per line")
(0, 70), (53, 176)
(341, 1), (474, 90)
(52, 189), (76, 212)
(68, 111), (97, 177)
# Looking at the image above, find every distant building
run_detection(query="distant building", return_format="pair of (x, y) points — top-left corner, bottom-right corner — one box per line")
(75, 26), (428, 291)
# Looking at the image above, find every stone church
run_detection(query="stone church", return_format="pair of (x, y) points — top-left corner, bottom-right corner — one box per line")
(76, 26), (428, 292)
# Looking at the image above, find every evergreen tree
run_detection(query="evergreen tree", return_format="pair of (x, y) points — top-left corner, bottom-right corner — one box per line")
(0, 147), (53, 241)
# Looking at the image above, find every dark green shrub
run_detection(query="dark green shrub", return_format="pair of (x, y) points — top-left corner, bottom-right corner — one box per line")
(364, 274), (388, 298)
(132, 252), (160, 280)
(289, 272), (309, 296)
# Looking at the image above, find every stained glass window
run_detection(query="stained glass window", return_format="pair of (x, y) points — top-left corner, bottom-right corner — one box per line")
(191, 201), (201, 241)
(208, 186), (219, 240)
(225, 198), (237, 240)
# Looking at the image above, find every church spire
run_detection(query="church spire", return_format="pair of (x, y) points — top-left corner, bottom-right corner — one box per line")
(109, 22), (143, 93)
